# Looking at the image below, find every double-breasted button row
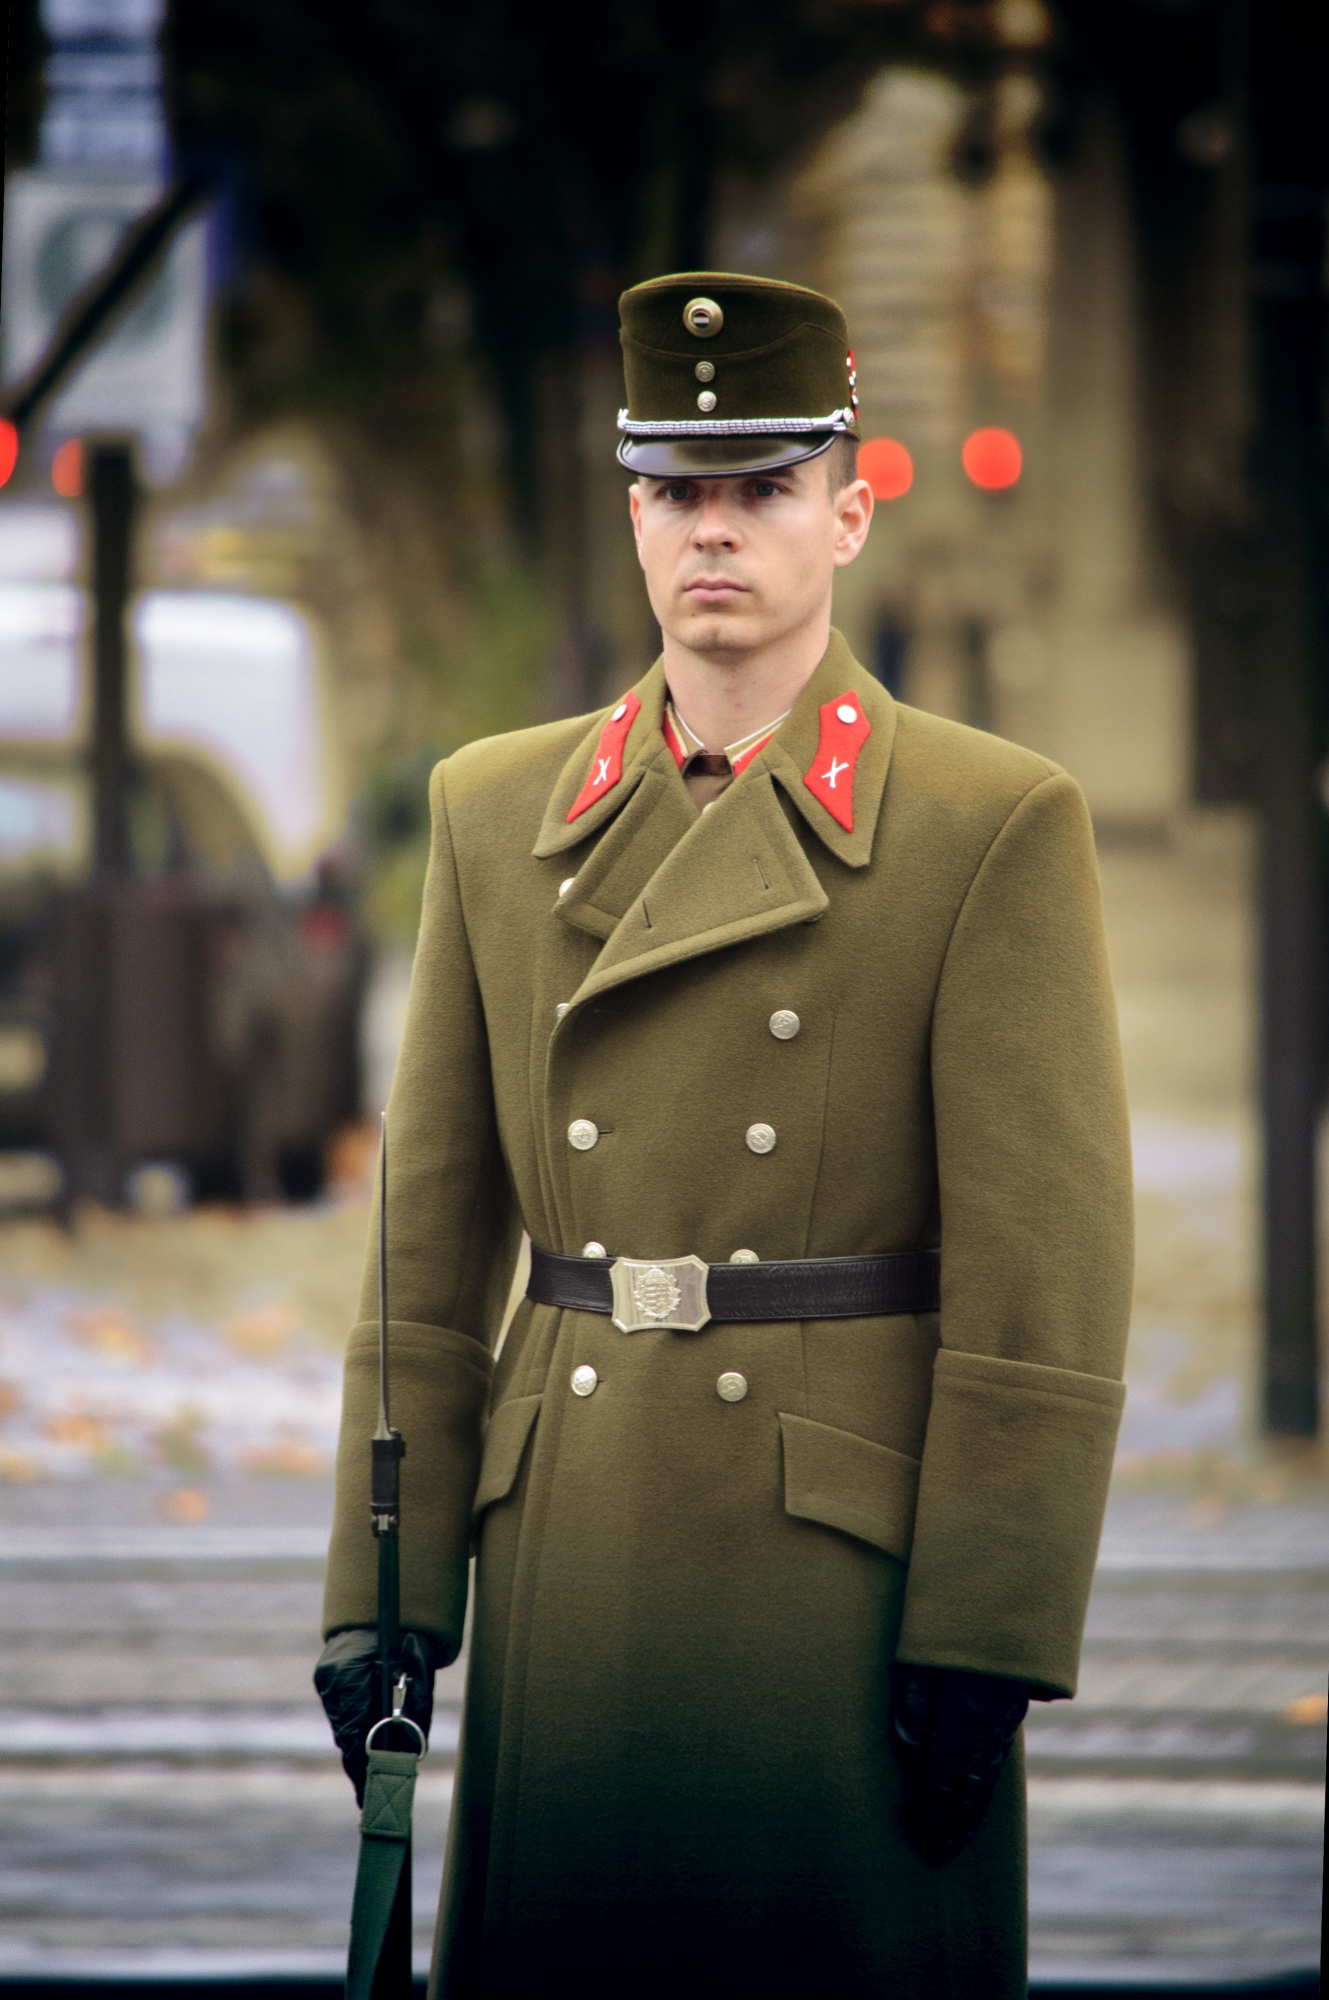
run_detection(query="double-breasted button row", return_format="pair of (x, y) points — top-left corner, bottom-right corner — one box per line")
(569, 1117), (775, 1156)
(571, 1365), (748, 1402)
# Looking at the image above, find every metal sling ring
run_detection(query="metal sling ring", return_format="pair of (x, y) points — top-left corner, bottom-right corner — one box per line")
(365, 1712), (427, 1756)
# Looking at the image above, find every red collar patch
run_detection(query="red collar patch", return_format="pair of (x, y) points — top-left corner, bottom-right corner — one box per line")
(566, 691), (642, 823)
(803, 693), (871, 831)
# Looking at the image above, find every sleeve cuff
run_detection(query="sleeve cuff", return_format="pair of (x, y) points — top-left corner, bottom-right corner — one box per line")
(894, 1348), (1125, 1696)
(322, 1321), (493, 1643)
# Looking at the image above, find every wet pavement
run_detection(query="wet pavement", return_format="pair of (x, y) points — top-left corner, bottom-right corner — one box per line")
(0, 1479), (1321, 1986)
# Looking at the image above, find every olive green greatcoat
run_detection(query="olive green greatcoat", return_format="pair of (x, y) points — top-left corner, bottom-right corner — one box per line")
(323, 630), (1133, 2000)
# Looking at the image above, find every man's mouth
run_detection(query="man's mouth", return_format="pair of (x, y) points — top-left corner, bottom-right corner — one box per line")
(684, 578), (748, 604)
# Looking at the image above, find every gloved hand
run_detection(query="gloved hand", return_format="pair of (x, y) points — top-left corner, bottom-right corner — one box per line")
(314, 1628), (443, 1805)
(891, 1662), (1029, 1864)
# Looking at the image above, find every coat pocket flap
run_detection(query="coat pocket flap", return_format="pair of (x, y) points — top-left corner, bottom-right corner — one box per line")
(779, 1412), (920, 1561)
(472, 1394), (542, 1521)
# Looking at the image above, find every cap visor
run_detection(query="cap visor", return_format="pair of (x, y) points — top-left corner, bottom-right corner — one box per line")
(617, 434), (836, 477)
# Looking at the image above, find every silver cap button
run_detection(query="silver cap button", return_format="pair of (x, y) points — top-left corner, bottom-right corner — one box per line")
(769, 1010), (800, 1040)
(568, 1119), (599, 1151)
(745, 1123), (776, 1155)
(717, 1372), (748, 1402)
(571, 1365), (598, 1397)
(581, 1240), (606, 1258)
(555, 1002), (569, 1021)
(559, 877), (576, 895)
(730, 1248), (759, 1263)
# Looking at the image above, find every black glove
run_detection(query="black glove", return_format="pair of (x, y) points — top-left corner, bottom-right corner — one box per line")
(891, 1662), (1029, 1864)
(314, 1628), (442, 1805)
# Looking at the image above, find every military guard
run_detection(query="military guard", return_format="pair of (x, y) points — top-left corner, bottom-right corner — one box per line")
(316, 273), (1133, 1998)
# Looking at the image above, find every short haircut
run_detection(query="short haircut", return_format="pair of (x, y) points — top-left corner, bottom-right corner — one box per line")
(826, 433), (859, 495)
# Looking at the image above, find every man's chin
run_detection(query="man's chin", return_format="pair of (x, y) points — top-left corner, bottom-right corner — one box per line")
(674, 603), (764, 656)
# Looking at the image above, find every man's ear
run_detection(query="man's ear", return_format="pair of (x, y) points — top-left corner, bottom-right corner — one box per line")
(628, 480), (646, 565)
(832, 476), (873, 569)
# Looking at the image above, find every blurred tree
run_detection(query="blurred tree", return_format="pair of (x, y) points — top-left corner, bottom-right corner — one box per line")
(156, 0), (1009, 719)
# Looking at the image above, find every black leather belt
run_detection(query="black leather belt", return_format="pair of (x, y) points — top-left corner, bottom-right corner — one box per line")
(527, 1244), (940, 1332)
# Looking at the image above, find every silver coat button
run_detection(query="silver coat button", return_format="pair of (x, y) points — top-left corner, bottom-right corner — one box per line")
(571, 1365), (598, 1397)
(695, 361), (715, 382)
(559, 877), (576, 896)
(836, 703), (859, 725)
(745, 1123), (776, 1155)
(717, 1372), (748, 1402)
(769, 1010), (800, 1040)
(582, 1240), (606, 1257)
(569, 1119), (599, 1151)
(696, 389), (718, 412)
(730, 1248), (759, 1263)
(555, 1002), (569, 1021)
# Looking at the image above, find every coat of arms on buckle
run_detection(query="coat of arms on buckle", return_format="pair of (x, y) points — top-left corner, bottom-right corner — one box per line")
(610, 1254), (711, 1332)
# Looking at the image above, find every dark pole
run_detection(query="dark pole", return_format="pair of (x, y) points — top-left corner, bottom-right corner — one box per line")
(1248, 0), (1329, 1436)
(89, 442), (137, 877)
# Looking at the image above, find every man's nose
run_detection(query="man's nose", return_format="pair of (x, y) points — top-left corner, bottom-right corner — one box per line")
(692, 495), (739, 545)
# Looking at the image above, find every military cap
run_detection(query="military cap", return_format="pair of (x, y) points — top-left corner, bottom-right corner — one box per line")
(616, 271), (859, 478)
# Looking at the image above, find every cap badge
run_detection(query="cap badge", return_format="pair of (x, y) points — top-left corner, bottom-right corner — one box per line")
(683, 296), (724, 339)
(803, 694), (871, 832)
(566, 690), (642, 823)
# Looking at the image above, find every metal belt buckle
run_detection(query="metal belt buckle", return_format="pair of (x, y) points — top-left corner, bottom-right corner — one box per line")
(610, 1254), (711, 1333)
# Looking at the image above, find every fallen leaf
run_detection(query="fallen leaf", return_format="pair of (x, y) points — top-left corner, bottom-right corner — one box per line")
(244, 1440), (327, 1477)
(225, 1304), (299, 1357)
(1282, 1693), (1328, 1726)
(69, 1306), (156, 1367)
(44, 1414), (112, 1450)
(0, 1449), (43, 1483)
(154, 1414), (212, 1476)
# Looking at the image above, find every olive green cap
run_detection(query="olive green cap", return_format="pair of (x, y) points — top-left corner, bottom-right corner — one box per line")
(617, 271), (859, 477)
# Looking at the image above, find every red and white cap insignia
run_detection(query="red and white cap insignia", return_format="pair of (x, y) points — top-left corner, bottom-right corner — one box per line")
(566, 691), (642, 823)
(803, 694), (871, 831)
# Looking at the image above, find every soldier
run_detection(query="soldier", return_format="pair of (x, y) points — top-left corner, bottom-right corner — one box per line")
(316, 273), (1133, 1999)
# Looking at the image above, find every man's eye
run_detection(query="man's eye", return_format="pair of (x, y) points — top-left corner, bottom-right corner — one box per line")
(664, 483), (692, 502)
(752, 481), (779, 498)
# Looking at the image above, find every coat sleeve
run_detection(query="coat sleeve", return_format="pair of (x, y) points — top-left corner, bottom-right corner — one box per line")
(894, 770), (1133, 1697)
(322, 763), (518, 1649)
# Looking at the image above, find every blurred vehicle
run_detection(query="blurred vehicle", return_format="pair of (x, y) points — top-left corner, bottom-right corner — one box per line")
(0, 497), (363, 1208)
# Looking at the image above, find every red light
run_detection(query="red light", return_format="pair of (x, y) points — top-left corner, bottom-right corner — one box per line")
(0, 421), (17, 489)
(860, 436), (914, 501)
(52, 439), (83, 498)
(962, 427), (1022, 491)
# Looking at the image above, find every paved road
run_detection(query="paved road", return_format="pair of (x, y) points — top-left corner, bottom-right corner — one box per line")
(0, 1483), (1322, 1985)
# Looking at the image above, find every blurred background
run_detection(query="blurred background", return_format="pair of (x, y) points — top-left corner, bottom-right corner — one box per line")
(0, 0), (1325, 1993)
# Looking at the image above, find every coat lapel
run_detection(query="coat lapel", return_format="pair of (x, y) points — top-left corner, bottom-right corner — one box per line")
(538, 630), (897, 1007)
(763, 629), (896, 870)
(570, 764), (830, 1005)
(532, 662), (669, 860)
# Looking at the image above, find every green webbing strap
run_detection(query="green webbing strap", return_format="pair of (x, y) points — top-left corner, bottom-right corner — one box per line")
(346, 1747), (419, 2000)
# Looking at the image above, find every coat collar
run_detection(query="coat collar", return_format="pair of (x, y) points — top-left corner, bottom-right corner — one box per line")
(532, 629), (895, 868)
(535, 631), (896, 1010)
(532, 661), (672, 860)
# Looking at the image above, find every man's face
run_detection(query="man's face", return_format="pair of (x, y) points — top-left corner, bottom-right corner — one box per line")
(628, 460), (872, 660)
